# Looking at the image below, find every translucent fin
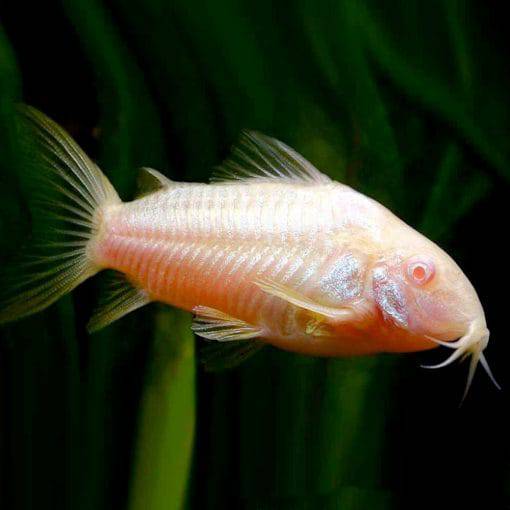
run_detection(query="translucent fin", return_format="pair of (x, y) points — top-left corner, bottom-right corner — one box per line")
(136, 167), (175, 197)
(191, 305), (264, 341)
(0, 105), (120, 325)
(212, 131), (332, 185)
(255, 278), (353, 320)
(200, 340), (265, 371)
(87, 273), (150, 332)
(0, 258), (98, 324)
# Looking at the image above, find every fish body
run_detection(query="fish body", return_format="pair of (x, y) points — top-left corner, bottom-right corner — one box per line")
(93, 180), (436, 357)
(0, 106), (498, 398)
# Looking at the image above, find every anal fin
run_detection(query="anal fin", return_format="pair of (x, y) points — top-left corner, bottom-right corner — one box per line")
(87, 273), (150, 332)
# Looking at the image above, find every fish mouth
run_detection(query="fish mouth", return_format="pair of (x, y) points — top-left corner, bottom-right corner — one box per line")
(421, 319), (501, 402)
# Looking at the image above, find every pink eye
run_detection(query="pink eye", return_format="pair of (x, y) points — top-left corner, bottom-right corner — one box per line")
(406, 258), (435, 286)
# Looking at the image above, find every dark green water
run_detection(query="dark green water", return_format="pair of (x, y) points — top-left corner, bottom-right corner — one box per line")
(0, 1), (509, 509)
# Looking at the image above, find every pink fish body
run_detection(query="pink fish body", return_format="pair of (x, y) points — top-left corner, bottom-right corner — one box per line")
(0, 107), (498, 398)
(93, 180), (445, 357)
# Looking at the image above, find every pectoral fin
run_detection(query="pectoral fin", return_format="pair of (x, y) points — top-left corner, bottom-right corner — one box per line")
(255, 278), (354, 321)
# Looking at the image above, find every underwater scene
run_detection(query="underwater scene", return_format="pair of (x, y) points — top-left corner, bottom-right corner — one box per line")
(0, 1), (509, 509)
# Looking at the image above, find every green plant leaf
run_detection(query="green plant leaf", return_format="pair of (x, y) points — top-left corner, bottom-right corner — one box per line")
(358, 1), (509, 180)
(129, 309), (195, 510)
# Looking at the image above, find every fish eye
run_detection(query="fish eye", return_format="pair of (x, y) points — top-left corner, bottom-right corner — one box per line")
(405, 257), (435, 286)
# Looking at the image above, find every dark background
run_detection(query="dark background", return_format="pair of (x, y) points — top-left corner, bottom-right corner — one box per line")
(1, 1), (509, 509)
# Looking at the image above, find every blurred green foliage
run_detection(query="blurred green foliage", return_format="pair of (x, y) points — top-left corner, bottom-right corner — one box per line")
(1, 1), (509, 509)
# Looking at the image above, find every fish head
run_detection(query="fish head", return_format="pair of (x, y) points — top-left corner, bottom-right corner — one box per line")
(371, 227), (499, 400)
(387, 251), (482, 340)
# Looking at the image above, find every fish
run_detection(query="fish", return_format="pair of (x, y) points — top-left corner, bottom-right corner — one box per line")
(0, 105), (499, 399)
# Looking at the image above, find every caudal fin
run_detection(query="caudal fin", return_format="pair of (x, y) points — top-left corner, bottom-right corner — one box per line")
(0, 105), (120, 324)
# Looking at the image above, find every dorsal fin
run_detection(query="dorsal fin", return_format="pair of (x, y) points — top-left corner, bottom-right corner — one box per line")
(136, 167), (175, 197)
(211, 131), (332, 185)
(87, 272), (150, 332)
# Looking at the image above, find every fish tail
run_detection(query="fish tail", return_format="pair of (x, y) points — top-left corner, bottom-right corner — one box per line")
(0, 105), (121, 325)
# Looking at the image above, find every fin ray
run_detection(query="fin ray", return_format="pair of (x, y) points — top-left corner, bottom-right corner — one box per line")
(255, 278), (353, 320)
(212, 131), (331, 185)
(191, 305), (264, 342)
(87, 273), (150, 332)
(0, 106), (120, 325)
